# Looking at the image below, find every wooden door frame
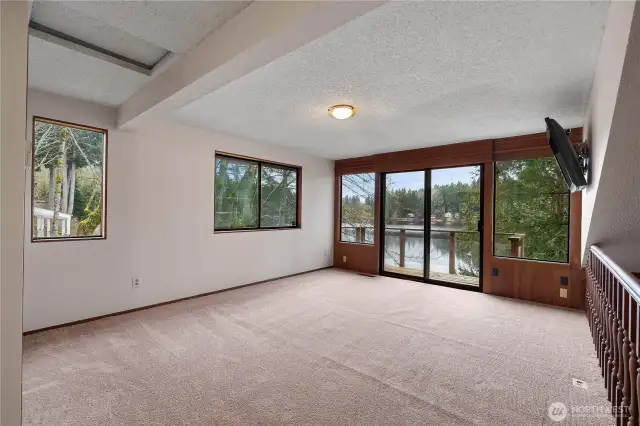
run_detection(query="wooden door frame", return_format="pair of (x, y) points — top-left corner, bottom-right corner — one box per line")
(378, 164), (484, 293)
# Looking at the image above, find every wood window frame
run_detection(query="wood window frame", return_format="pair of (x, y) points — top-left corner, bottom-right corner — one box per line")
(492, 157), (571, 264)
(30, 116), (108, 243)
(214, 152), (302, 233)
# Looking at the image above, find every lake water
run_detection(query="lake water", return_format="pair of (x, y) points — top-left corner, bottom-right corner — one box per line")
(341, 225), (481, 277)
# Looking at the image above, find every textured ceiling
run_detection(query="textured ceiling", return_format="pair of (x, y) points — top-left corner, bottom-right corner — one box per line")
(173, 1), (610, 159)
(31, 1), (168, 67)
(28, 1), (251, 106)
(29, 36), (149, 107)
(57, 0), (251, 54)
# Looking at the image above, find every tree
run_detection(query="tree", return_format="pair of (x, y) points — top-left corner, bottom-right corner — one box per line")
(340, 174), (375, 242)
(33, 120), (105, 237)
(494, 157), (569, 261)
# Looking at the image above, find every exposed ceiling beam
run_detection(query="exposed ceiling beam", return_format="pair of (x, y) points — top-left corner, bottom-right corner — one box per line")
(117, 0), (384, 128)
(29, 21), (159, 76)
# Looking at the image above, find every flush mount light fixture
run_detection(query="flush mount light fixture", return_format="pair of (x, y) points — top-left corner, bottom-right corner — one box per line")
(328, 104), (355, 120)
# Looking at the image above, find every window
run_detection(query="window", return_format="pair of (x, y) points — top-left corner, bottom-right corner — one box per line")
(340, 173), (375, 244)
(494, 157), (570, 262)
(214, 154), (300, 231)
(31, 117), (107, 241)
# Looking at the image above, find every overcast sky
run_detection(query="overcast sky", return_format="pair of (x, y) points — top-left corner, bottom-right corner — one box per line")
(387, 166), (478, 190)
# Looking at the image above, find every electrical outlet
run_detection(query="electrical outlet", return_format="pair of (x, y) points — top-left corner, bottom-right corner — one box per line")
(343, 256), (347, 263)
(572, 378), (588, 389)
(560, 288), (567, 298)
(132, 278), (140, 289)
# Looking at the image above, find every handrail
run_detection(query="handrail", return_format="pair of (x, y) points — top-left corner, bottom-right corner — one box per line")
(591, 245), (640, 302)
(586, 244), (640, 424)
(341, 224), (519, 237)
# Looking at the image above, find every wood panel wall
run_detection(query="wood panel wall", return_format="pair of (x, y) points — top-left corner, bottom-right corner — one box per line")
(334, 129), (585, 309)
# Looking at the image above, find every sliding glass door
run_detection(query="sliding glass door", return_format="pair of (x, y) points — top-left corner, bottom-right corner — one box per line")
(428, 166), (482, 287)
(382, 171), (425, 277)
(381, 165), (483, 290)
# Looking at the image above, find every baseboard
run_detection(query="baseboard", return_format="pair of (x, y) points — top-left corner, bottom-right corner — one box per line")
(24, 266), (332, 335)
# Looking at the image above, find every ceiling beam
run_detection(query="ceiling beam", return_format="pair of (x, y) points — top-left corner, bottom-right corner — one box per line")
(117, 0), (384, 128)
(29, 21), (156, 76)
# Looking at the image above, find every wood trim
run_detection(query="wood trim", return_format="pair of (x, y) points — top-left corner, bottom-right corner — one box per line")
(493, 128), (583, 161)
(482, 162), (495, 293)
(215, 150), (300, 171)
(334, 128), (585, 309)
(33, 115), (108, 133)
(569, 191), (582, 268)
(335, 128), (583, 175)
(336, 139), (493, 175)
(374, 171), (381, 269)
(214, 152), (302, 231)
(30, 116), (108, 243)
(24, 266), (332, 335)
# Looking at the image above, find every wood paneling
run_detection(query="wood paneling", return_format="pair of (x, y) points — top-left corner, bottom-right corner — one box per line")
(333, 128), (585, 309)
(493, 129), (583, 161)
(488, 257), (571, 307)
(333, 172), (380, 275)
(482, 162), (495, 293)
(336, 139), (493, 175)
(334, 242), (379, 275)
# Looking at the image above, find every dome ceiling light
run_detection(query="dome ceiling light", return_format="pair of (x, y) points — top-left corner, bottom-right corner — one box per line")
(328, 104), (355, 120)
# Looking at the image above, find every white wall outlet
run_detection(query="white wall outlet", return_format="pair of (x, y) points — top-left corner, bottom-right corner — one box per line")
(560, 288), (567, 298)
(343, 256), (347, 263)
(572, 378), (588, 389)
(132, 278), (140, 289)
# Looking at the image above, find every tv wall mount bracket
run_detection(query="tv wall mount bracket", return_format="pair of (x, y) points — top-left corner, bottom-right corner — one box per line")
(565, 128), (590, 178)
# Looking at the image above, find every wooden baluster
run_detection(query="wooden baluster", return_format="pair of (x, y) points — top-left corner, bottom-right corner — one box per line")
(448, 232), (455, 274)
(592, 261), (599, 348)
(602, 263), (608, 377)
(606, 272), (613, 397)
(610, 275), (616, 402)
(613, 277), (620, 408)
(622, 289), (631, 426)
(636, 302), (640, 426)
(630, 298), (638, 425)
(598, 264), (609, 378)
(594, 261), (603, 366)
(508, 235), (520, 257)
(615, 279), (625, 423)
(399, 229), (405, 268)
(584, 273), (593, 338)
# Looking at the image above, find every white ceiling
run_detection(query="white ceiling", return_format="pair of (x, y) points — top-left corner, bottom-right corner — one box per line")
(54, 1), (251, 54)
(29, 36), (150, 107)
(31, 1), (167, 67)
(173, 1), (610, 159)
(28, 1), (251, 106)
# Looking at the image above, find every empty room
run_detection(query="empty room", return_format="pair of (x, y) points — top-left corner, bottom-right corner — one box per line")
(1, 0), (640, 425)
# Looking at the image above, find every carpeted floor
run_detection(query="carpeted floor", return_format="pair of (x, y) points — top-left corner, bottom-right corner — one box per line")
(23, 269), (612, 425)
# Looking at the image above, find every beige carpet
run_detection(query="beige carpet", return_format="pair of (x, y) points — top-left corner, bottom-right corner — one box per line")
(23, 269), (611, 425)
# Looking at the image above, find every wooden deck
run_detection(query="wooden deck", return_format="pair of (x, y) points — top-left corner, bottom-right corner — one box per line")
(384, 266), (479, 287)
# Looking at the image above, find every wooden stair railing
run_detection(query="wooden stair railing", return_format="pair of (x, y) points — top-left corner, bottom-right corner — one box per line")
(587, 245), (640, 425)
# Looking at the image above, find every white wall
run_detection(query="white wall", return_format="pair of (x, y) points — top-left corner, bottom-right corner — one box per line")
(581, 0), (635, 262)
(24, 89), (334, 332)
(582, 1), (640, 271)
(1, 1), (29, 424)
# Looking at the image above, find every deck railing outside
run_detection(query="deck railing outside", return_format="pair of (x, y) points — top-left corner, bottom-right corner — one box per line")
(33, 207), (72, 238)
(341, 225), (525, 271)
(586, 245), (640, 424)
